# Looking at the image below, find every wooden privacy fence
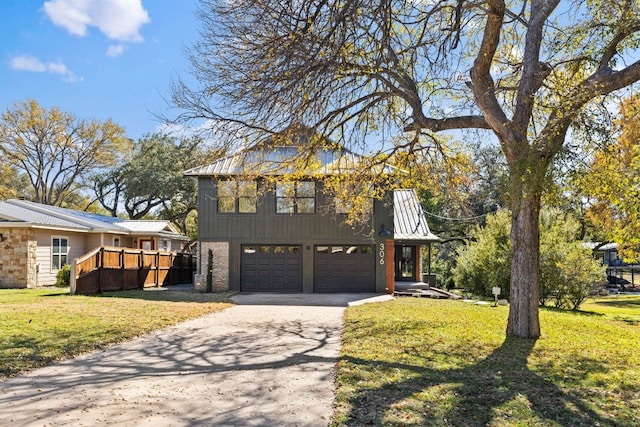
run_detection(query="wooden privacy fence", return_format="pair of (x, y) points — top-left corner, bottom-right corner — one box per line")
(71, 247), (196, 295)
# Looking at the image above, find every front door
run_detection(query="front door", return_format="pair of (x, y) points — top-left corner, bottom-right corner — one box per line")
(395, 245), (416, 281)
(140, 239), (154, 250)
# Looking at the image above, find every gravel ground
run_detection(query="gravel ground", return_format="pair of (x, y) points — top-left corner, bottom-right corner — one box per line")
(0, 293), (392, 427)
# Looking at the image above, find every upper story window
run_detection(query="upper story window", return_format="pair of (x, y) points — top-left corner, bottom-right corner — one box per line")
(218, 180), (257, 213)
(52, 237), (69, 270)
(276, 181), (315, 214)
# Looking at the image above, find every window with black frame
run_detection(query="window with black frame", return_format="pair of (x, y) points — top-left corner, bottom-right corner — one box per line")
(217, 180), (257, 213)
(276, 181), (315, 214)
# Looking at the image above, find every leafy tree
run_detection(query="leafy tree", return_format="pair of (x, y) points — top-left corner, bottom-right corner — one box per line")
(0, 99), (129, 207)
(558, 247), (605, 311)
(0, 160), (31, 200)
(578, 95), (640, 262)
(453, 210), (512, 297)
(539, 209), (605, 309)
(455, 209), (605, 310)
(172, 0), (640, 338)
(92, 133), (222, 236)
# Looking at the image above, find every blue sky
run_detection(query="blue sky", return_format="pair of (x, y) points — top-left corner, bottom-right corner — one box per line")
(0, 0), (200, 140)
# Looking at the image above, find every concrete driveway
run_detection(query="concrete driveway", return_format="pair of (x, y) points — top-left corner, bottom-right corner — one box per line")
(0, 293), (392, 427)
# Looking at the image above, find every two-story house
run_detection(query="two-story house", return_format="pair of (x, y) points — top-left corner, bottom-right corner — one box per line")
(185, 141), (439, 294)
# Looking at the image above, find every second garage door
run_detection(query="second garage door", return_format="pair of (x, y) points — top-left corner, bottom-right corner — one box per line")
(241, 245), (303, 292)
(314, 245), (375, 292)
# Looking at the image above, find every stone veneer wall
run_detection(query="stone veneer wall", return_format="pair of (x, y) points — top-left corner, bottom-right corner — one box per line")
(193, 241), (229, 293)
(0, 228), (37, 288)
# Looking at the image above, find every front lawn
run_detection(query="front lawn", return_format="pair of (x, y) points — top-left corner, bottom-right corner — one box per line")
(0, 288), (232, 378)
(333, 296), (640, 426)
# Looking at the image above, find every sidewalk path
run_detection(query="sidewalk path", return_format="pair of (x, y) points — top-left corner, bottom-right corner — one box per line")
(0, 293), (392, 427)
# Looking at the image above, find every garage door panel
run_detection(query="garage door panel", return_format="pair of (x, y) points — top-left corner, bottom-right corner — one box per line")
(241, 244), (303, 292)
(314, 245), (375, 293)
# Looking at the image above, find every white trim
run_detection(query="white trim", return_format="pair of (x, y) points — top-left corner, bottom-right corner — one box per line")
(51, 235), (70, 273)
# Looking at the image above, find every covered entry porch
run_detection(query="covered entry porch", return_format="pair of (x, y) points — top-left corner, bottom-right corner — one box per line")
(386, 190), (441, 293)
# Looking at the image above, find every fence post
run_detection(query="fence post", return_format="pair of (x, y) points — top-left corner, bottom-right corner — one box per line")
(154, 251), (158, 287)
(97, 247), (103, 294)
(138, 250), (143, 290)
(120, 248), (125, 290)
(70, 261), (77, 295)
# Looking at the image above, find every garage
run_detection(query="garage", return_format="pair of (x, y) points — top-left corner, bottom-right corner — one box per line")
(241, 245), (303, 292)
(314, 245), (375, 292)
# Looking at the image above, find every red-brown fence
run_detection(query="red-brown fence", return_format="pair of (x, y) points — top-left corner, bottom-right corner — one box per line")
(71, 247), (196, 295)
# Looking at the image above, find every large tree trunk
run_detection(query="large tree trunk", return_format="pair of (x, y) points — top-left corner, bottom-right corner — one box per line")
(506, 174), (542, 339)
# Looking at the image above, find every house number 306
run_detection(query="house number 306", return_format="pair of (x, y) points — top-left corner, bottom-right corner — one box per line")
(379, 243), (385, 265)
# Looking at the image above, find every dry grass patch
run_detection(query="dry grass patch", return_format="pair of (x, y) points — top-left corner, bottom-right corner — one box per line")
(333, 297), (640, 426)
(0, 288), (232, 378)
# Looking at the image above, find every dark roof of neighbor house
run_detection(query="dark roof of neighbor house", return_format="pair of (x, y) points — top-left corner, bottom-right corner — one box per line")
(393, 190), (440, 242)
(184, 146), (395, 177)
(0, 200), (188, 240)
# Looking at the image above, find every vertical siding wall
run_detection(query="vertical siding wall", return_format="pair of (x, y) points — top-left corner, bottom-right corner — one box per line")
(198, 177), (394, 292)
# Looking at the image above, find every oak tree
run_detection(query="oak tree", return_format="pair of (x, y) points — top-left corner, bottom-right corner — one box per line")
(172, 0), (640, 338)
(92, 133), (221, 237)
(0, 99), (129, 207)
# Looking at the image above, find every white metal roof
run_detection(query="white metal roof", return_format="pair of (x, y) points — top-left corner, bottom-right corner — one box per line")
(116, 220), (188, 240)
(184, 146), (394, 177)
(0, 200), (187, 240)
(393, 190), (440, 242)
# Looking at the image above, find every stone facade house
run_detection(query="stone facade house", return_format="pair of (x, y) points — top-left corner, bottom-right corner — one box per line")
(0, 200), (188, 288)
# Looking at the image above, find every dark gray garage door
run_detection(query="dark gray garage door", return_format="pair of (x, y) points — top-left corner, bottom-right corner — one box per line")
(241, 245), (303, 292)
(314, 245), (375, 292)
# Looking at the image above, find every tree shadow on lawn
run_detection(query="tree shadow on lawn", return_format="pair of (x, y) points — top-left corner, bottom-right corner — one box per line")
(94, 289), (234, 303)
(341, 337), (617, 426)
(589, 297), (640, 310)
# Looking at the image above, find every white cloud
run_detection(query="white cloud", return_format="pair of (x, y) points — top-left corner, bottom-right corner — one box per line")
(10, 55), (47, 72)
(106, 44), (126, 58)
(43, 0), (151, 42)
(10, 54), (79, 82)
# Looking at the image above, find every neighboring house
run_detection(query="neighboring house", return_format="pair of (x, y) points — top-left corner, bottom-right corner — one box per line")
(0, 199), (188, 288)
(590, 242), (624, 267)
(184, 145), (439, 293)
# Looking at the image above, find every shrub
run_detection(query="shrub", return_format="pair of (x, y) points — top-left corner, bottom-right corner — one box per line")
(539, 209), (606, 309)
(206, 249), (213, 293)
(55, 264), (71, 288)
(454, 208), (605, 310)
(559, 246), (606, 310)
(453, 210), (511, 297)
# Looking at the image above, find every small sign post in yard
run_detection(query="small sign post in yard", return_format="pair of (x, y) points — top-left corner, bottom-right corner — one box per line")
(492, 286), (501, 307)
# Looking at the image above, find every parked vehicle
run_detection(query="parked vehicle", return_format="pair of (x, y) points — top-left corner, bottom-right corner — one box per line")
(607, 275), (630, 285)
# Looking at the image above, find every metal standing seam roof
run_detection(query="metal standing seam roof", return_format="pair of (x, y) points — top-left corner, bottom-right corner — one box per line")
(0, 200), (187, 240)
(1, 199), (129, 232)
(184, 147), (393, 177)
(0, 201), (91, 230)
(116, 221), (189, 240)
(393, 190), (440, 242)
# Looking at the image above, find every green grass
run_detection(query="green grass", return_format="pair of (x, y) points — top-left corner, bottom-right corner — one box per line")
(579, 295), (640, 323)
(0, 288), (232, 378)
(332, 296), (640, 426)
